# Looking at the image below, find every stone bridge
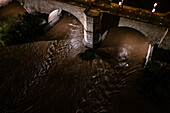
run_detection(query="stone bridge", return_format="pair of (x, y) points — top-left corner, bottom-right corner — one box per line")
(18, 0), (169, 48)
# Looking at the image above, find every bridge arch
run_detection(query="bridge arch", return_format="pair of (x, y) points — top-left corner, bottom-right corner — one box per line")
(117, 26), (149, 39)
(50, 2), (101, 48)
(20, 0), (102, 48)
(101, 26), (149, 44)
(118, 17), (168, 45)
(53, 2), (86, 27)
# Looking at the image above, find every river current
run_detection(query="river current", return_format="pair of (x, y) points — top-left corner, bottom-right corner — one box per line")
(0, 1), (150, 113)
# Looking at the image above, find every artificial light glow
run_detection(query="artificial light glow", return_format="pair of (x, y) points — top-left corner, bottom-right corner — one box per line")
(145, 44), (152, 66)
(84, 29), (88, 43)
(154, 3), (157, 7)
(119, 2), (122, 6)
(121, 0), (124, 4)
(152, 8), (155, 13)
(48, 9), (61, 26)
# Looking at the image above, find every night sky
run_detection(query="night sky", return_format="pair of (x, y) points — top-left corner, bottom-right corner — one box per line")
(112, 0), (169, 13)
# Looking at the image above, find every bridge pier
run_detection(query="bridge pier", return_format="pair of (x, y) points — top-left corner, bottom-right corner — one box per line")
(83, 9), (101, 48)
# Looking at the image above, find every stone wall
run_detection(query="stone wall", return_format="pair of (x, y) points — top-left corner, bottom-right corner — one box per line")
(101, 13), (120, 34)
(84, 9), (101, 48)
(0, 0), (12, 7)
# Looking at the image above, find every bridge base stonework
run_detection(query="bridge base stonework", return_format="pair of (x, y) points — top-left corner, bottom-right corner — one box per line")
(83, 9), (101, 48)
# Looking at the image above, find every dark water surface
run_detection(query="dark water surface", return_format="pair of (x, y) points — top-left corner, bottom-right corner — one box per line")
(1, 1), (163, 113)
(0, 1), (25, 22)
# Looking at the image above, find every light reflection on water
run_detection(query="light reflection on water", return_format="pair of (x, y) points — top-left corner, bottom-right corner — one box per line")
(96, 27), (149, 70)
(116, 44), (132, 67)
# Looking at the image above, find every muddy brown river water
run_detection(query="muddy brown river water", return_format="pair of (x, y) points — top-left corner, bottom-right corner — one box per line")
(1, 1), (165, 113)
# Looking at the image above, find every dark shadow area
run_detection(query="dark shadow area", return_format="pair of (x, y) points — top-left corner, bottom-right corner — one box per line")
(137, 48), (170, 104)
(0, 12), (47, 45)
(152, 48), (170, 63)
(112, 0), (169, 13)
(101, 13), (120, 35)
